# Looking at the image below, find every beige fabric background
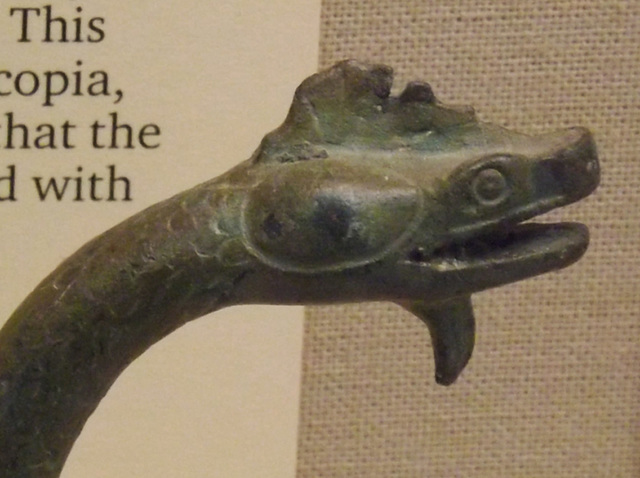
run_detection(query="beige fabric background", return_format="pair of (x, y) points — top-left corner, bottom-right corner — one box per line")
(297, 1), (639, 477)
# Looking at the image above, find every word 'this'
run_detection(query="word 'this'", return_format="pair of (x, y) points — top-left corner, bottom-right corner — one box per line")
(10, 5), (105, 43)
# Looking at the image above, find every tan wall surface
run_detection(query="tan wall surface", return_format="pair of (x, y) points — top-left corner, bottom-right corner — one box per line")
(298, 1), (639, 476)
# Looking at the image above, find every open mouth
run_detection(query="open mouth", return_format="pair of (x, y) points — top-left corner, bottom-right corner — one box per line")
(410, 221), (589, 274)
(404, 125), (597, 279)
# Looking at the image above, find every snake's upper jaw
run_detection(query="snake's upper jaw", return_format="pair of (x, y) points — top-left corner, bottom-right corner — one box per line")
(399, 296), (475, 385)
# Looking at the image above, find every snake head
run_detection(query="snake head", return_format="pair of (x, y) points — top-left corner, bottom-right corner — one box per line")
(238, 60), (599, 383)
(243, 60), (598, 290)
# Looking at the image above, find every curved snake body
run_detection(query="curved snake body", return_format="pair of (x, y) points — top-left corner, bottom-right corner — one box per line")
(0, 61), (599, 477)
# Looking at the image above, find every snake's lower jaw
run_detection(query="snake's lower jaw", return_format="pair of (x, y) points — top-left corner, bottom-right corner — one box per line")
(399, 296), (475, 385)
(423, 222), (589, 286)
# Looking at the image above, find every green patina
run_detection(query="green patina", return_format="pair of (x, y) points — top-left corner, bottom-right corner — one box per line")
(0, 60), (599, 477)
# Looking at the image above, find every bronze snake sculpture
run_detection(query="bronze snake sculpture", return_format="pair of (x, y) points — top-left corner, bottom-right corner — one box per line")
(0, 61), (599, 477)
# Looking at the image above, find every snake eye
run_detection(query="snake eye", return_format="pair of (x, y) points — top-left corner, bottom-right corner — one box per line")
(471, 168), (509, 205)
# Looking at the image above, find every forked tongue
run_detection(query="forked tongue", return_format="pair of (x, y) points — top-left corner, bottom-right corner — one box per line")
(400, 296), (475, 385)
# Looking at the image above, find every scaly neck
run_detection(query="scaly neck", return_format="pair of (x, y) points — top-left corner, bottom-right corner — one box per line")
(0, 176), (251, 478)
